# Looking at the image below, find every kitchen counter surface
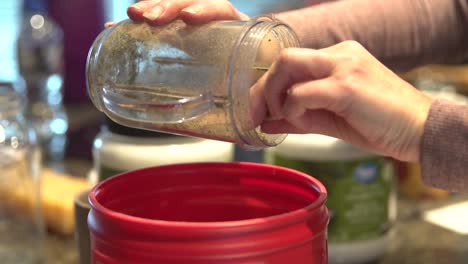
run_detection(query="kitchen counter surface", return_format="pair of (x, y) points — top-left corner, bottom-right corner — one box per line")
(378, 196), (468, 264)
(37, 183), (468, 264)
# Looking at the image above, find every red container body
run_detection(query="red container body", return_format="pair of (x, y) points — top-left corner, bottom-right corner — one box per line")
(88, 162), (329, 263)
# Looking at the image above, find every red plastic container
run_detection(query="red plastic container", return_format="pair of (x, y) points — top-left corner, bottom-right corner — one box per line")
(88, 162), (329, 263)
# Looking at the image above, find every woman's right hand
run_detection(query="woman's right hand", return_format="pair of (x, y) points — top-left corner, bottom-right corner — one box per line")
(127, 0), (249, 26)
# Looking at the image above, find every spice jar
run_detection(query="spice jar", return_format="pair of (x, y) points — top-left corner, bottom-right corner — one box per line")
(92, 117), (234, 182)
(266, 134), (397, 264)
(86, 17), (300, 150)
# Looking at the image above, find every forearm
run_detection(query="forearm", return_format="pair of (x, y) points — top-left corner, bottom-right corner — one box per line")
(276, 0), (468, 71)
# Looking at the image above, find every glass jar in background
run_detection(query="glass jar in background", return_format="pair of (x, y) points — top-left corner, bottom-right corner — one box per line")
(91, 117), (235, 183)
(266, 134), (397, 264)
(87, 17), (300, 150)
(17, 0), (68, 164)
(0, 83), (44, 263)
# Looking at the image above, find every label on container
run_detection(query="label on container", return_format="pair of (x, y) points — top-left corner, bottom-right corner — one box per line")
(273, 155), (395, 242)
(98, 165), (125, 181)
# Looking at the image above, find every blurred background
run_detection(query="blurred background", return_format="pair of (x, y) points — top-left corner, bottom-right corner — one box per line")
(1, 0), (468, 263)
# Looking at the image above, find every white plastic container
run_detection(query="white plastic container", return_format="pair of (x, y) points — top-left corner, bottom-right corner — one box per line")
(266, 134), (396, 264)
(91, 118), (234, 183)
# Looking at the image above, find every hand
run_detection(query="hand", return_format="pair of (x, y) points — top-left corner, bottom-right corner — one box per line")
(251, 41), (432, 162)
(127, 0), (249, 26)
(104, 21), (117, 28)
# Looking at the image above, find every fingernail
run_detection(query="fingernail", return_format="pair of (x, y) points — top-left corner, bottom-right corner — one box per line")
(182, 5), (201, 15)
(142, 5), (164, 20)
(104, 21), (117, 28)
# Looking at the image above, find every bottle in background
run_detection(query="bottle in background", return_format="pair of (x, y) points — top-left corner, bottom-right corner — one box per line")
(17, 0), (68, 164)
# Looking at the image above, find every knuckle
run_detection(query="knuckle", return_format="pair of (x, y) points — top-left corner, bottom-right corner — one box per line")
(276, 48), (299, 67)
(345, 61), (367, 76)
(223, 1), (236, 10)
(339, 75), (359, 93)
(338, 53), (362, 65)
(287, 86), (301, 100)
(333, 66), (363, 94)
(207, 0), (235, 12)
(277, 49), (292, 64)
(335, 55), (368, 78)
(340, 40), (364, 52)
(161, 0), (172, 9)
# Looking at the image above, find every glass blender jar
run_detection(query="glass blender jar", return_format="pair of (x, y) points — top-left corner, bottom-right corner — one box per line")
(87, 17), (299, 150)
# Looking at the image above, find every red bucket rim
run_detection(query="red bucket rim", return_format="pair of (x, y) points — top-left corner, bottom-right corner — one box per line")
(89, 162), (328, 233)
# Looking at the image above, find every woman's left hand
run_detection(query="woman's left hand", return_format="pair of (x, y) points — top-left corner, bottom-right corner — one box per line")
(251, 41), (432, 162)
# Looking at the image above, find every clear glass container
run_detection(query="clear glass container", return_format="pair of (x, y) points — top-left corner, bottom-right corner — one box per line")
(87, 17), (300, 150)
(0, 83), (44, 263)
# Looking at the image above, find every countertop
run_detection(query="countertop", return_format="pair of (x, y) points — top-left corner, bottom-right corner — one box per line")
(379, 196), (468, 264)
(5, 103), (468, 264)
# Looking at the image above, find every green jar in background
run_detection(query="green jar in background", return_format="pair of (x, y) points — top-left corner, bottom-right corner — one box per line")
(90, 117), (235, 183)
(266, 134), (396, 264)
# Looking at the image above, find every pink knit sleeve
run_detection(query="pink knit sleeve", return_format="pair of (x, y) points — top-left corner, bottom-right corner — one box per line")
(421, 99), (468, 192)
(277, 0), (468, 71)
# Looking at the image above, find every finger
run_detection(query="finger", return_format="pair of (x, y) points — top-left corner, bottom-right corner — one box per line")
(262, 109), (373, 155)
(180, 1), (248, 25)
(321, 40), (366, 57)
(250, 76), (268, 128)
(143, 0), (198, 26)
(282, 78), (349, 118)
(261, 119), (309, 134)
(261, 48), (335, 120)
(128, 0), (161, 22)
(261, 109), (357, 141)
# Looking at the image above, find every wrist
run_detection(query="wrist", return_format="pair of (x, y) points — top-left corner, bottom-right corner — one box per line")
(408, 95), (433, 162)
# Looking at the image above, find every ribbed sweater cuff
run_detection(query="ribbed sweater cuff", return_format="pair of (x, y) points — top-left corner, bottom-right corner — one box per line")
(421, 99), (468, 192)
